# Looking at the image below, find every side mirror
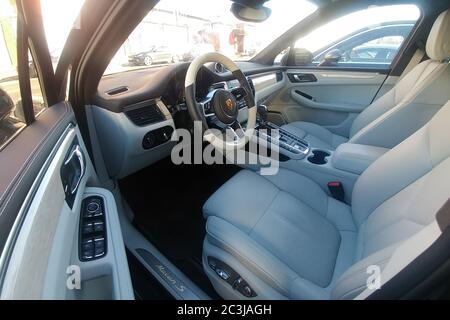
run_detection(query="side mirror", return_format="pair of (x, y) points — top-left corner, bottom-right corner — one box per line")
(0, 88), (14, 122)
(14, 98), (45, 123)
(318, 49), (342, 67)
(291, 48), (313, 66)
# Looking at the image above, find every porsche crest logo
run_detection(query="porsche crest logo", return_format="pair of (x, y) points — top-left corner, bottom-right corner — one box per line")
(225, 98), (234, 110)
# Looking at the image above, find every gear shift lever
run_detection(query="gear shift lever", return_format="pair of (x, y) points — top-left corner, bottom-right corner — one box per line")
(257, 104), (268, 124)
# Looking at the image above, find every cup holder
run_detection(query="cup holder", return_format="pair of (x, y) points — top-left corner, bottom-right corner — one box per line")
(308, 149), (331, 165)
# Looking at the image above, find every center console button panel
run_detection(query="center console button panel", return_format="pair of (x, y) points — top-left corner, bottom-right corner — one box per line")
(256, 122), (310, 159)
(79, 196), (107, 261)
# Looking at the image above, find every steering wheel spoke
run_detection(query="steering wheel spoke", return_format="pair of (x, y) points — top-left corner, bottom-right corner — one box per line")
(184, 52), (257, 151)
(199, 92), (215, 117)
(229, 121), (245, 139)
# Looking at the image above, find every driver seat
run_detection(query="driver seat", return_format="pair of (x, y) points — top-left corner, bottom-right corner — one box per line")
(281, 9), (450, 151)
(202, 99), (450, 299)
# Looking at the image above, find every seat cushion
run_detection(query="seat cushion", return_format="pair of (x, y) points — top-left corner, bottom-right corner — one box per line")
(281, 121), (348, 150)
(203, 169), (357, 299)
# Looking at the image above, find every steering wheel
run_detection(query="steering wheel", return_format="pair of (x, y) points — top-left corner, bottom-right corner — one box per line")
(184, 52), (257, 151)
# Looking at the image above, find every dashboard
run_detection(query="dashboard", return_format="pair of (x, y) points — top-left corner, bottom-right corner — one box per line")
(92, 61), (286, 179)
(95, 62), (282, 112)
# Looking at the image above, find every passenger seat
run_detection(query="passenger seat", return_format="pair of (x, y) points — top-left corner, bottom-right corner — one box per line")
(282, 9), (450, 150)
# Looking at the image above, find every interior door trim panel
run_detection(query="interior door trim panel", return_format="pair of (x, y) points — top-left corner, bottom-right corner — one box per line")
(286, 69), (387, 84)
(285, 68), (389, 114)
(267, 69), (392, 136)
(290, 88), (367, 113)
(0, 124), (74, 289)
(285, 65), (390, 75)
(0, 124), (133, 299)
(0, 127), (79, 298)
(0, 102), (74, 253)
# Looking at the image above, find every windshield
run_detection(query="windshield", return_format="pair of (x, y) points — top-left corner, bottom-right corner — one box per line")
(104, 0), (317, 74)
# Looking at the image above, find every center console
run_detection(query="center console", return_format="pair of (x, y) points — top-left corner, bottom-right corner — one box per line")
(250, 106), (389, 203)
(255, 105), (310, 160)
(256, 121), (310, 159)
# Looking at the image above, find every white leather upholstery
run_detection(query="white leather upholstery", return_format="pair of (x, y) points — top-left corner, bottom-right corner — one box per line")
(282, 9), (450, 150)
(203, 100), (450, 300)
(203, 169), (357, 299)
(331, 143), (389, 175)
(348, 60), (450, 148)
(426, 9), (450, 61)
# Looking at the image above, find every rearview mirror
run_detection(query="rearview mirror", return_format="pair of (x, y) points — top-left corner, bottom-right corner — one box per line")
(318, 49), (342, 67)
(230, 3), (271, 22)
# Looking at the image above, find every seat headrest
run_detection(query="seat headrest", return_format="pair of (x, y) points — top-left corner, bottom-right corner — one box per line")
(426, 9), (450, 61)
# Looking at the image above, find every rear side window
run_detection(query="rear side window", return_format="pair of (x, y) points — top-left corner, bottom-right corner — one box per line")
(293, 4), (421, 69)
(1, 0), (46, 148)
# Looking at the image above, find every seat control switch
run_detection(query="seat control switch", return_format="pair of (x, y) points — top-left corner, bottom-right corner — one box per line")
(207, 257), (257, 298)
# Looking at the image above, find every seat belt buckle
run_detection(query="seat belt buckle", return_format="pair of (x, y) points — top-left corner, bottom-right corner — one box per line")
(328, 181), (345, 202)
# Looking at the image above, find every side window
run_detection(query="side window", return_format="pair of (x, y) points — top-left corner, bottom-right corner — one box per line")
(0, 0), (46, 147)
(293, 4), (420, 69)
(342, 35), (405, 64)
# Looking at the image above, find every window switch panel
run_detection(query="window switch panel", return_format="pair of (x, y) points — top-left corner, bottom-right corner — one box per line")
(79, 196), (107, 261)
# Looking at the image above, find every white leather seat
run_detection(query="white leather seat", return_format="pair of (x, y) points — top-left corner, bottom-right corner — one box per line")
(202, 98), (450, 299)
(282, 9), (450, 150)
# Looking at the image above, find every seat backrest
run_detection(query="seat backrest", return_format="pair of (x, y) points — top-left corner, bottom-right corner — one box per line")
(348, 9), (450, 149)
(332, 99), (450, 299)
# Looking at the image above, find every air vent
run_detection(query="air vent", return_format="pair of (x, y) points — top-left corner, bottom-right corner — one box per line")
(214, 62), (224, 73)
(125, 104), (165, 126)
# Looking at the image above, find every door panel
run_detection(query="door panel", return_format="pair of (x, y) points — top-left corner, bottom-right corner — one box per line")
(0, 102), (74, 252)
(0, 0), (133, 300)
(269, 69), (390, 137)
(0, 114), (133, 299)
(272, 4), (420, 136)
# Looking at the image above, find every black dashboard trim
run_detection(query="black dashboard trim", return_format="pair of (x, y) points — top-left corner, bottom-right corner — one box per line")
(95, 62), (284, 113)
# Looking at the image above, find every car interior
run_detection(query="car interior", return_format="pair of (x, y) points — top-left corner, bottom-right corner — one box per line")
(0, 0), (450, 300)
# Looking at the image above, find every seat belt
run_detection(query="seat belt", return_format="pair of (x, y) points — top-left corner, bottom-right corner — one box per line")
(436, 198), (450, 231)
(398, 46), (426, 81)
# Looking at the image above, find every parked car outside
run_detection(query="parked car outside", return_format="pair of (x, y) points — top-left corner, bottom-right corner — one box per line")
(347, 43), (401, 63)
(128, 46), (178, 66)
(311, 21), (415, 67)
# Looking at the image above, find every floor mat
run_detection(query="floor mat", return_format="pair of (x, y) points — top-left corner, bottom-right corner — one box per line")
(119, 156), (240, 297)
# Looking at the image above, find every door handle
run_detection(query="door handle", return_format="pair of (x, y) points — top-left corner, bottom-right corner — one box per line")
(288, 73), (317, 83)
(61, 139), (86, 208)
(64, 145), (85, 194)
